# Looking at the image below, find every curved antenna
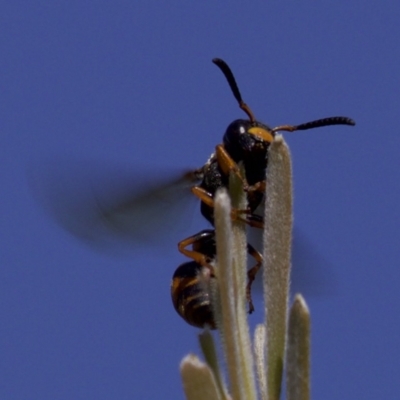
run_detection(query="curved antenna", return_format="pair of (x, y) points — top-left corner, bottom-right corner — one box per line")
(272, 116), (356, 133)
(212, 58), (255, 122)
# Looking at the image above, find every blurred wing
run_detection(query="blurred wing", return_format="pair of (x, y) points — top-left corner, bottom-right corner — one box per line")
(248, 226), (337, 297)
(28, 156), (201, 250)
(291, 227), (338, 297)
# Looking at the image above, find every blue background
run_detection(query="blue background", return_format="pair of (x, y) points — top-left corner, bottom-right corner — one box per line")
(1, 2), (399, 399)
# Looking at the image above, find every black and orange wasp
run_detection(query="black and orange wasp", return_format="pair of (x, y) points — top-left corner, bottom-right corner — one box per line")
(30, 58), (355, 329)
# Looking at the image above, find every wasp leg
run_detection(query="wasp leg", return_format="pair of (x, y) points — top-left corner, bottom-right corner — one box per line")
(191, 186), (219, 208)
(247, 180), (266, 194)
(246, 243), (264, 314)
(242, 214), (264, 229)
(191, 186), (251, 219)
(178, 230), (215, 273)
(230, 209), (264, 228)
(191, 186), (264, 228)
(215, 144), (249, 191)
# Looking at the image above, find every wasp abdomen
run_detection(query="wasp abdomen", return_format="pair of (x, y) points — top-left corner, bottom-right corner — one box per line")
(171, 261), (216, 329)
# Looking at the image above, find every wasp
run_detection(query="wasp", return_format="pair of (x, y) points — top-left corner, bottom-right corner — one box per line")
(170, 58), (355, 329)
(30, 58), (355, 330)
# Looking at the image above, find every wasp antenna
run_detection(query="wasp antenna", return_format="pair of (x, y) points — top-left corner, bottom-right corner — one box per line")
(212, 58), (255, 122)
(294, 116), (356, 131)
(212, 58), (242, 104)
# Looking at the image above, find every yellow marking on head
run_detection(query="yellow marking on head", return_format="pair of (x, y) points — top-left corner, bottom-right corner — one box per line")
(248, 127), (274, 143)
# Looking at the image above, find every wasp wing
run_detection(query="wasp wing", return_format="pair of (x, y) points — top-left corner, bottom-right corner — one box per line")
(28, 156), (201, 251)
(290, 227), (338, 297)
(248, 225), (337, 298)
